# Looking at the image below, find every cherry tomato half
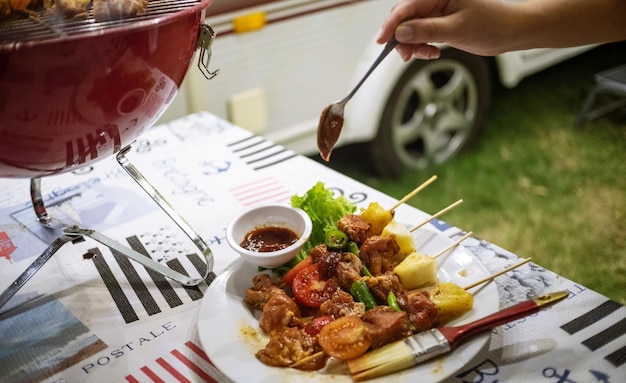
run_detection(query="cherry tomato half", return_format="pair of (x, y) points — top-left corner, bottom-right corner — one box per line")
(282, 255), (313, 286)
(318, 316), (372, 360)
(304, 315), (334, 336)
(292, 264), (334, 308)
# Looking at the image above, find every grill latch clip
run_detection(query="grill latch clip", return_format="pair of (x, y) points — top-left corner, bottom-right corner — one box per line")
(197, 23), (220, 80)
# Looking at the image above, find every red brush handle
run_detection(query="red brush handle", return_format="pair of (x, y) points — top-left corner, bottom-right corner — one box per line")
(437, 295), (558, 349)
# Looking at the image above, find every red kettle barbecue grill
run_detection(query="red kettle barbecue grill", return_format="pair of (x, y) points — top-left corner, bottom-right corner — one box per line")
(0, 0), (219, 308)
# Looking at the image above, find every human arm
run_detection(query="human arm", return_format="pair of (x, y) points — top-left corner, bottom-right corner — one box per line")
(376, 0), (626, 61)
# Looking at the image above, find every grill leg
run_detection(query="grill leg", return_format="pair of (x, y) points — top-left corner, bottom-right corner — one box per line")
(116, 145), (216, 286)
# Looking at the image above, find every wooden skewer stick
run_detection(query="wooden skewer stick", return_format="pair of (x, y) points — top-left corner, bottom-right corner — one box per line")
(463, 257), (533, 291)
(409, 199), (463, 233)
(290, 351), (326, 368)
(432, 231), (473, 259)
(389, 175), (438, 212)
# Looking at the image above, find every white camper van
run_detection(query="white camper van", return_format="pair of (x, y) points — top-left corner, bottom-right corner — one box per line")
(162, 0), (596, 176)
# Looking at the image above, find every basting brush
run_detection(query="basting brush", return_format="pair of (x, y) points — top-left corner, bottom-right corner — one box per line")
(347, 290), (568, 381)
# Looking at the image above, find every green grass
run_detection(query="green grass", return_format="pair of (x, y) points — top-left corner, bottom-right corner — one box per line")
(315, 42), (626, 304)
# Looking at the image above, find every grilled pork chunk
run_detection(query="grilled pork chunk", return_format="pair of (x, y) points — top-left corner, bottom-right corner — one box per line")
(362, 306), (412, 349)
(396, 289), (439, 332)
(359, 235), (400, 275)
(259, 291), (302, 335)
(337, 214), (372, 244)
(319, 289), (366, 318)
(256, 327), (327, 370)
(363, 271), (405, 304)
(244, 273), (284, 311)
(314, 246), (363, 291)
(316, 246), (343, 279)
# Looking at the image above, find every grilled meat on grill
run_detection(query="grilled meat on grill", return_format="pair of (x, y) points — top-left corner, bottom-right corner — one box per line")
(93, 0), (147, 22)
(1, 0), (147, 21)
(1, 0), (40, 19)
(44, 0), (91, 17)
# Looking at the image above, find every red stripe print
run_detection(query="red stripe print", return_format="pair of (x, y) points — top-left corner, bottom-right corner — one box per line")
(128, 342), (221, 383)
(229, 177), (291, 205)
(156, 357), (191, 383)
(184, 341), (211, 364)
(140, 366), (166, 383)
(171, 349), (217, 383)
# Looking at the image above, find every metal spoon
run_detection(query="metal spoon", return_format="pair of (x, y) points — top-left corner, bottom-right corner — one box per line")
(317, 37), (399, 161)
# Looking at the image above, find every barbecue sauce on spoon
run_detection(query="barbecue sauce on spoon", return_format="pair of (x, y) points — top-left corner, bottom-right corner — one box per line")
(317, 38), (399, 162)
(317, 103), (344, 162)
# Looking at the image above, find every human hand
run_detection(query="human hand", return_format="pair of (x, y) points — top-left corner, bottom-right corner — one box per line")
(376, 0), (517, 61)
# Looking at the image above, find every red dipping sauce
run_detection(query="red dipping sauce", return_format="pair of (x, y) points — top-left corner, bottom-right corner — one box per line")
(240, 226), (299, 252)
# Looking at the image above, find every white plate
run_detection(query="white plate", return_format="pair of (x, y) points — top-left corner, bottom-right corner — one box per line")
(198, 227), (499, 383)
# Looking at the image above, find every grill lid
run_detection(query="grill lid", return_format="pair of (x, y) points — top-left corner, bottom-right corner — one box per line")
(1, 0), (203, 43)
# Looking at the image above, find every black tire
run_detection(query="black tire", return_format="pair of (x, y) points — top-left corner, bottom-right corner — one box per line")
(369, 49), (492, 177)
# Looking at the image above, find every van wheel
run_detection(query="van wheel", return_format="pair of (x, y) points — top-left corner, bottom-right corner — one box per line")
(369, 49), (491, 177)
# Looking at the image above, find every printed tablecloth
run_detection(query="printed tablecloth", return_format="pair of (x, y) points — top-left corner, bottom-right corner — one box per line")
(0, 112), (623, 383)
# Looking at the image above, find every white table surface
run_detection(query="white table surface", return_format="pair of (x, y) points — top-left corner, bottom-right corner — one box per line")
(0, 112), (623, 383)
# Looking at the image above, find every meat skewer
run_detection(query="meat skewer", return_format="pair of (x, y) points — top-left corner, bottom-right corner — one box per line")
(252, 181), (523, 374)
(363, 197), (464, 265)
(288, 256), (534, 369)
(393, 230), (473, 289)
(347, 290), (568, 381)
(360, 175), (438, 236)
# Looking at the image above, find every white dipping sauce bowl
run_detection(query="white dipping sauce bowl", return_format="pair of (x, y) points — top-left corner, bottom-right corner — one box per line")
(225, 203), (312, 268)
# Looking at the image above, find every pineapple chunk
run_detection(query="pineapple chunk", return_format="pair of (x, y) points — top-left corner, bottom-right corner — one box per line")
(429, 281), (474, 325)
(382, 220), (416, 260)
(393, 252), (438, 290)
(360, 202), (393, 236)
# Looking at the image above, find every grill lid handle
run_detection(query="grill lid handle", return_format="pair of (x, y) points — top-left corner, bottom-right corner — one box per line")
(197, 23), (220, 80)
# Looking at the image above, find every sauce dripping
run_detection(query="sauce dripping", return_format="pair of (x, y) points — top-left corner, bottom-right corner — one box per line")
(317, 103), (344, 162)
